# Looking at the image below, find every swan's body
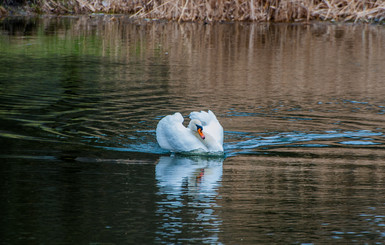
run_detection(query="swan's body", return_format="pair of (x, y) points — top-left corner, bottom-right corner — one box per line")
(156, 110), (224, 154)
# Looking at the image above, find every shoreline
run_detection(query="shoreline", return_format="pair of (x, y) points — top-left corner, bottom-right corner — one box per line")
(1, 1), (384, 24)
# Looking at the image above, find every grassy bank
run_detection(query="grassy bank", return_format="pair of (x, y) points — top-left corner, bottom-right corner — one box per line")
(1, 0), (385, 23)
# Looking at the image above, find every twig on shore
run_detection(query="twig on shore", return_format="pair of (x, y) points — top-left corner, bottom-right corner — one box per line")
(3, 0), (385, 23)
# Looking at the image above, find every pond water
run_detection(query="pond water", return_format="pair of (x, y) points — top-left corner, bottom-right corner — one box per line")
(1, 16), (385, 244)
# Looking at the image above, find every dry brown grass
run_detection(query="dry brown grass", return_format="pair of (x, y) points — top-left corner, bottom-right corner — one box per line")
(11, 0), (385, 22)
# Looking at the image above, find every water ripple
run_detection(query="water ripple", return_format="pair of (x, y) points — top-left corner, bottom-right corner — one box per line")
(87, 128), (385, 158)
(224, 129), (384, 157)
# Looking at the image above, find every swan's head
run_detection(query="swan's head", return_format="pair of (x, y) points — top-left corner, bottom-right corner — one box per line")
(188, 119), (205, 140)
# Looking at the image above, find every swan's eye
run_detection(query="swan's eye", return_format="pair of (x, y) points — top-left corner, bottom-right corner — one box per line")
(196, 125), (203, 131)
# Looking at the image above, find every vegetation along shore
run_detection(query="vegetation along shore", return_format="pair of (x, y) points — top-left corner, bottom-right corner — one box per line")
(1, 0), (385, 23)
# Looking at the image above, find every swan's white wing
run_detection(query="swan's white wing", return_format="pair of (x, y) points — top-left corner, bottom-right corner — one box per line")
(189, 110), (223, 146)
(156, 112), (208, 152)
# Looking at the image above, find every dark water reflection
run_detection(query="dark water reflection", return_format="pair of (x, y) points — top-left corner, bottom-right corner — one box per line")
(1, 157), (159, 244)
(1, 16), (385, 244)
(220, 156), (385, 244)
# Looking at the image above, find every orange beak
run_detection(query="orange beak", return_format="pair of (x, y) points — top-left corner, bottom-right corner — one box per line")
(197, 128), (205, 140)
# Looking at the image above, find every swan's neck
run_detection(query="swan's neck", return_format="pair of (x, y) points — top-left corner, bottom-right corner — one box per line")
(192, 130), (223, 152)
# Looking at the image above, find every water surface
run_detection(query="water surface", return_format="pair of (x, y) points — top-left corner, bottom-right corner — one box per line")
(1, 16), (385, 244)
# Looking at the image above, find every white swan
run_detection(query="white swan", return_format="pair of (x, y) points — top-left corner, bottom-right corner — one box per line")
(156, 110), (224, 154)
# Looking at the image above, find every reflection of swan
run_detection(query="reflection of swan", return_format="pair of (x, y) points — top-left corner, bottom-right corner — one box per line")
(156, 110), (224, 154)
(156, 155), (224, 195)
(155, 155), (223, 243)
